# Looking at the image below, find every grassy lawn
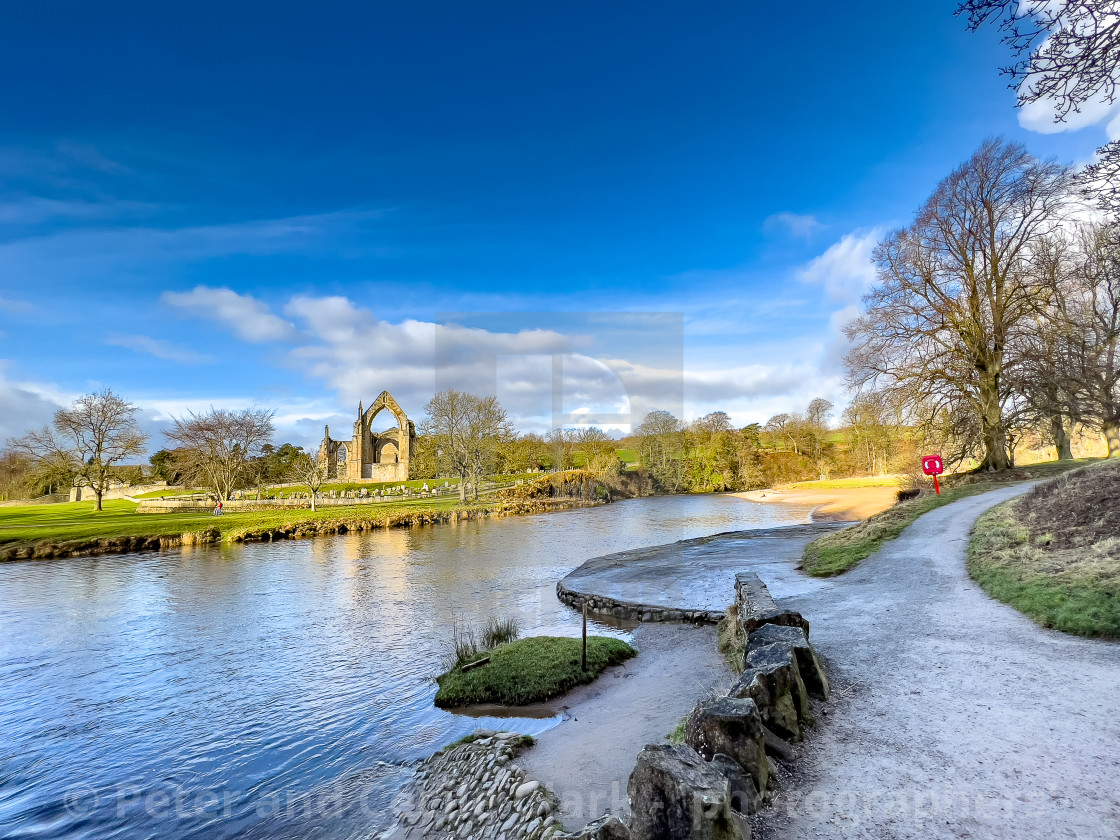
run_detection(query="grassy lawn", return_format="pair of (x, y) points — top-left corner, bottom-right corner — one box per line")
(130, 488), (210, 499)
(0, 495), (467, 559)
(784, 475), (904, 490)
(968, 459), (1120, 637)
(433, 636), (636, 707)
(801, 459), (1102, 577)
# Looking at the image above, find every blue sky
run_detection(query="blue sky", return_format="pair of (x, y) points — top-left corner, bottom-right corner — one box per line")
(0, 1), (1115, 449)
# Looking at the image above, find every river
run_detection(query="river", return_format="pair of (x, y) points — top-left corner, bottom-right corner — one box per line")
(0, 494), (813, 840)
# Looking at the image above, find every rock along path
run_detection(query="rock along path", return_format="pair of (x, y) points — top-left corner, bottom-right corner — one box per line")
(759, 483), (1120, 840)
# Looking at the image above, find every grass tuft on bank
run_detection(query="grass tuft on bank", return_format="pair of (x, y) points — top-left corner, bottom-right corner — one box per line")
(968, 459), (1120, 637)
(801, 459), (1102, 578)
(433, 636), (636, 707)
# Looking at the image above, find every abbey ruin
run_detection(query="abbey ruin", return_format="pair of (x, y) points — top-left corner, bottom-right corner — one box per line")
(318, 391), (416, 482)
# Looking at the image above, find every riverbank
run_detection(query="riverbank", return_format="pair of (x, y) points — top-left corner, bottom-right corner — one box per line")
(734, 486), (898, 522)
(0, 471), (626, 562)
(0, 495), (607, 562)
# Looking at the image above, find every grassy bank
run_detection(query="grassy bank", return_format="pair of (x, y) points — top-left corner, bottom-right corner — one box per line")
(433, 636), (636, 707)
(801, 459), (1100, 577)
(785, 476), (903, 490)
(968, 460), (1120, 637)
(0, 496), (480, 561)
(0, 471), (619, 561)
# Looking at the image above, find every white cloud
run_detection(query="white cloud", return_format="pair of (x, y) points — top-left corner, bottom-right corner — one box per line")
(798, 228), (882, 304)
(0, 363), (69, 442)
(163, 286), (298, 343)
(763, 212), (823, 239)
(1019, 92), (1120, 135)
(105, 333), (216, 365)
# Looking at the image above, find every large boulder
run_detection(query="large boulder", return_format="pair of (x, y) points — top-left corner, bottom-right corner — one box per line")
(748, 623), (830, 700)
(709, 753), (762, 815)
(745, 641), (813, 727)
(627, 744), (750, 840)
(729, 664), (803, 741)
(556, 814), (631, 839)
(683, 696), (768, 793)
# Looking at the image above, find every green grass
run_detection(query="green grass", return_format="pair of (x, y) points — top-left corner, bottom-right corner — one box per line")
(967, 460), (1120, 637)
(802, 485), (997, 576)
(716, 604), (745, 673)
(130, 488), (209, 499)
(433, 636), (637, 707)
(802, 458), (1103, 578)
(616, 449), (639, 464)
(667, 715), (688, 744)
(784, 475), (904, 490)
(0, 495), (466, 559)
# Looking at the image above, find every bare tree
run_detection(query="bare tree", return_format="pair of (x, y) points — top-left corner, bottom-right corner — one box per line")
(958, 0), (1120, 119)
(288, 451), (329, 511)
(1063, 222), (1120, 454)
(165, 408), (275, 502)
(0, 447), (35, 500)
(846, 138), (1073, 470)
(547, 428), (575, 472)
(11, 389), (147, 511)
(634, 410), (685, 490)
(958, 0), (1120, 214)
(422, 390), (512, 502)
(572, 426), (619, 478)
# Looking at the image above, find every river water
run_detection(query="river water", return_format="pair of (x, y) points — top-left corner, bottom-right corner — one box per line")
(0, 494), (812, 840)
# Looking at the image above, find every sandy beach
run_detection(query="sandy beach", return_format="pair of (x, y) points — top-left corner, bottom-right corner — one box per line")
(735, 485), (899, 522)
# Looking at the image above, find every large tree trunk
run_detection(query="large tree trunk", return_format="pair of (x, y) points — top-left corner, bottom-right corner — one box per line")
(978, 376), (1011, 471)
(1104, 417), (1120, 457)
(458, 476), (467, 504)
(95, 486), (103, 511)
(311, 492), (317, 512)
(1050, 413), (1074, 461)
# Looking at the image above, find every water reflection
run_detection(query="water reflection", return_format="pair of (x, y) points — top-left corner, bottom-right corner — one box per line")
(0, 494), (811, 840)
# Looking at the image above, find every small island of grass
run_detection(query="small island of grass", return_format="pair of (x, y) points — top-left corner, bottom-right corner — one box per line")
(433, 636), (636, 708)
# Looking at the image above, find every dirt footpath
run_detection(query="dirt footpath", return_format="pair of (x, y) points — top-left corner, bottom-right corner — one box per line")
(516, 623), (734, 830)
(761, 483), (1120, 839)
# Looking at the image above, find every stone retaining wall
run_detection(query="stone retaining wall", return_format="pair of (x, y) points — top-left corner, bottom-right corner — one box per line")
(555, 582), (724, 624)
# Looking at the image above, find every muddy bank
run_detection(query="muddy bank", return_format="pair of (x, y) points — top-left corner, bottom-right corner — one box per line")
(735, 486), (897, 522)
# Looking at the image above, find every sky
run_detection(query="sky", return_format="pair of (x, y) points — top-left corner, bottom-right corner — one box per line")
(0, 1), (1116, 451)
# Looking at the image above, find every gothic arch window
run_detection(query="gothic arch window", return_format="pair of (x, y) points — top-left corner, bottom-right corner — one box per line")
(336, 444), (348, 464)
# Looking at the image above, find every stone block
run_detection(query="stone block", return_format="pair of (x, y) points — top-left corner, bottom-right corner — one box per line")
(627, 744), (749, 840)
(684, 696), (768, 793)
(748, 624), (830, 700)
(556, 814), (631, 839)
(745, 641), (813, 726)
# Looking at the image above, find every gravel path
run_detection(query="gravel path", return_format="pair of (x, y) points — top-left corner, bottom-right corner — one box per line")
(760, 483), (1120, 839)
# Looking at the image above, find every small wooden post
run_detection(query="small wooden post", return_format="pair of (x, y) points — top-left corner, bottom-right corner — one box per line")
(582, 602), (588, 672)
